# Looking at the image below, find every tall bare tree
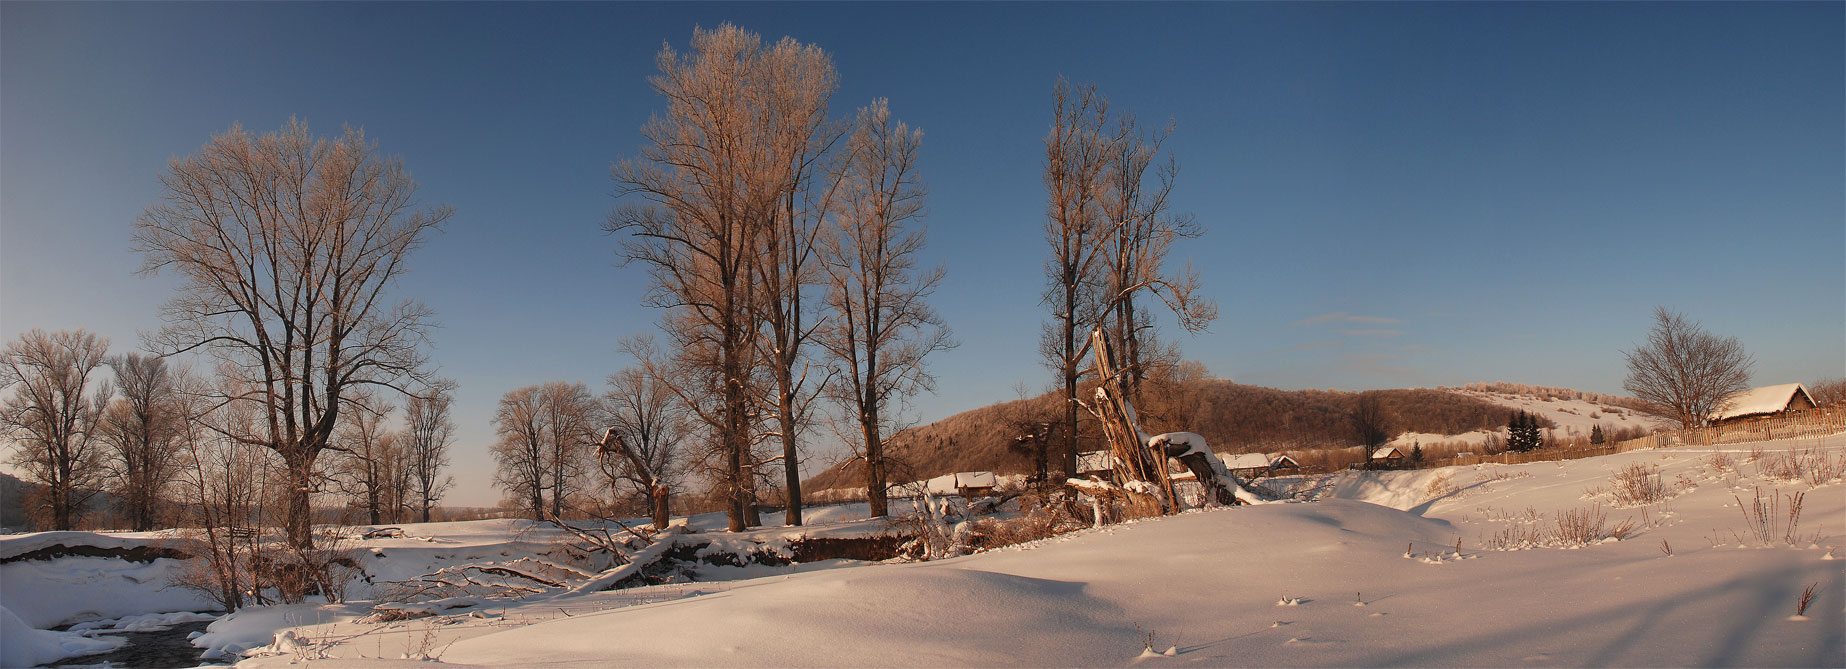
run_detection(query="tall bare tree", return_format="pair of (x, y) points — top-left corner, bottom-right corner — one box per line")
(598, 337), (692, 529)
(100, 352), (185, 530)
(609, 25), (836, 531)
(752, 77), (843, 528)
(1097, 114), (1215, 404)
(818, 99), (954, 519)
(0, 329), (111, 530)
(403, 380), (456, 523)
(1042, 81), (1215, 477)
(490, 382), (595, 521)
(1040, 79), (1115, 480)
(329, 391), (399, 525)
(133, 119), (452, 548)
(1623, 306), (1754, 429)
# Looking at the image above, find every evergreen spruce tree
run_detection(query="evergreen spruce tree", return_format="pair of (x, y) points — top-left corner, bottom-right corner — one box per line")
(1590, 423), (1605, 445)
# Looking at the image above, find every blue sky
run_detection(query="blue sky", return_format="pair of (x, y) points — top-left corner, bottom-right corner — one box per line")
(3, 2), (1841, 507)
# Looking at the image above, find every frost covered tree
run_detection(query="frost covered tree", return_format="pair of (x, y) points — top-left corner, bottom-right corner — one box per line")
(403, 380), (456, 523)
(1041, 79), (1114, 480)
(492, 382), (596, 522)
(99, 352), (185, 531)
(1622, 306), (1753, 429)
(134, 120), (451, 549)
(0, 329), (111, 530)
(817, 99), (954, 519)
(609, 25), (836, 531)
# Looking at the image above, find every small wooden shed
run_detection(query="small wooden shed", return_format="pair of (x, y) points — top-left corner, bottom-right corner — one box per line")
(1709, 383), (1818, 425)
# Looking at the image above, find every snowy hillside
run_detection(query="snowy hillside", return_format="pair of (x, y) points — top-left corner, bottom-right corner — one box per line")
(3, 433), (1841, 667)
(1388, 390), (1671, 451)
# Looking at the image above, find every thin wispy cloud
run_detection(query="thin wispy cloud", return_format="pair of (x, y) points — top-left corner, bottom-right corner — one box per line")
(1284, 340), (1341, 352)
(1340, 329), (1403, 338)
(1294, 312), (1401, 327)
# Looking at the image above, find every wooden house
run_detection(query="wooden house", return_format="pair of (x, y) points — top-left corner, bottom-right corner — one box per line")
(1708, 383), (1818, 425)
(1367, 447), (1407, 469)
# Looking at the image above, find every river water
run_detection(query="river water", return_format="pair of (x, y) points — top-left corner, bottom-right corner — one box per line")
(52, 620), (223, 668)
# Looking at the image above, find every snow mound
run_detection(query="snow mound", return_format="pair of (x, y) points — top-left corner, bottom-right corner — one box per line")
(447, 567), (1143, 667)
(1, 604), (127, 667)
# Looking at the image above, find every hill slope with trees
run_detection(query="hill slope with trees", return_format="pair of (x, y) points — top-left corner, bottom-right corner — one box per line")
(804, 379), (1586, 493)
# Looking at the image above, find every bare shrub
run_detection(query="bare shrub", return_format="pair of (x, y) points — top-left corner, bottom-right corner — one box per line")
(1797, 583), (1818, 616)
(1552, 505), (1628, 545)
(1734, 487), (1804, 546)
(968, 498), (1089, 550)
(1757, 447), (1846, 486)
(1480, 523), (1544, 551)
(1704, 451), (1734, 474)
(1424, 473), (1458, 500)
(1610, 463), (1669, 506)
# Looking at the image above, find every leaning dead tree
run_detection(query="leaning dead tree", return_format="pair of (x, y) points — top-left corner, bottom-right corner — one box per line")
(1076, 327), (1265, 516)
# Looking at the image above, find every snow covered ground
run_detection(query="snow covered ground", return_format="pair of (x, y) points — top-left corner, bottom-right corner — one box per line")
(3, 432), (1841, 667)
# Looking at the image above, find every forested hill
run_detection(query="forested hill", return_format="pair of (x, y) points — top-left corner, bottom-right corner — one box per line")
(804, 380), (1562, 493)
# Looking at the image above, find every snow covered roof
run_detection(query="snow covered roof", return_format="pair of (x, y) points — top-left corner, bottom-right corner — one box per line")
(1371, 447), (1405, 460)
(1218, 452), (1277, 467)
(1710, 383), (1815, 422)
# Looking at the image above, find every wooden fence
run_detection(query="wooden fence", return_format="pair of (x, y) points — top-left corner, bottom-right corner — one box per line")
(1394, 408), (1845, 471)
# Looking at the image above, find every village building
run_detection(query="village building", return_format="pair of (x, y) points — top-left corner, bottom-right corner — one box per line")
(1367, 446), (1407, 469)
(1216, 453), (1301, 479)
(1709, 383), (1818, 425)
(925, 471), (998, 497)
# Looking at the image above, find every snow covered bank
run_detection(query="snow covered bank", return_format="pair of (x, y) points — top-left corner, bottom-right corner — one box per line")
(0, 531), (218, 629)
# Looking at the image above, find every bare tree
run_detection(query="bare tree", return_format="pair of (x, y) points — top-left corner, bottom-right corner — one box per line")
(100, 352), (185, 531)
(170, 372), (271, 611)
(1349, 391), (1389, 450)
(1810, 378), (1846, 409)
(0, 329), (111, 530)
(329, 391), (399, 525)
(1040, 79), (1114, 481)
(403, 380), (456, 523)
(1622, 306), (1754, 429)
(1097, 113), (1215, 404)
(752, 86), (843, 528)
(1041, 81), (1215, 479)
(133, 119), (452, 548)
(609, 25), (836, 531)
(492, 386), (548, 522)
(817, 99), (954, 519)
(490, 382), (595, 521)
(597, 337), (692, 529)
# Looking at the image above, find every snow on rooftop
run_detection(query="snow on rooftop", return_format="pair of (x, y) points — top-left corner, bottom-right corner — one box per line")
(1370, 447), (1404, 460)
(1220, 453), (1276, 470)
(1710, 383), (1814, 422)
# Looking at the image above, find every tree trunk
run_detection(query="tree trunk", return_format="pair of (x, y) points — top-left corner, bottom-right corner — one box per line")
(779, 401), (803, 526)
(862, 414), (887, 518)
(283, 451), (315, 549)
(652, 484), (670, 530)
